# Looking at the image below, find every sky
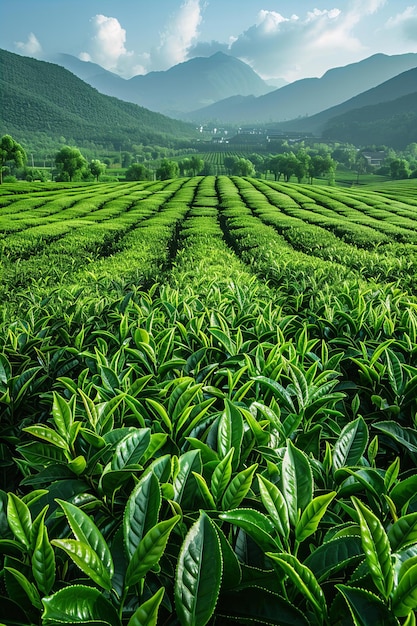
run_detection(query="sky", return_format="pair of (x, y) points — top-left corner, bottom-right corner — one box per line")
(1, 0), (417, 83)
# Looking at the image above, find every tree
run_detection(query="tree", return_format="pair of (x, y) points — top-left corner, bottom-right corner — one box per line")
(125, 163), (152, 181)
(89, 159), (106, 182)
(55, 146), (86, 182)
(308, 154), (335, 184)
(390, 158), (410, 180)
(188, 156), (204, 176)
(232, 157), (255, 177)
(0, 134), (26, 184)
(156, 159), (179, 180)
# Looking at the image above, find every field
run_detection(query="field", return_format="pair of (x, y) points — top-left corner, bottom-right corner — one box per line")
(1, 175), (417, 625)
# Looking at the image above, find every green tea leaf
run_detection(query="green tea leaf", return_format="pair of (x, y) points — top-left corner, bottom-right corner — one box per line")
(127, 587), (165, 626)
(32, 525), (55, 596)
(351, 496), (393, 599)
(337, 584), (400, 626)
(281, 440), (313, 526)
(333, 416), (368, 471)
(42, 584), (120, 625)
(7, 493), (31, 549)
(124, 472), (161, 557)
(295, 491), (337, 544)
(56, 499), (113, 580)
(175, 511), (222, 626)
(258, 474), (290, 541)
(221, 463), (258, 511)
(125, 515), (179, 586)
(52, 538), (112, 590)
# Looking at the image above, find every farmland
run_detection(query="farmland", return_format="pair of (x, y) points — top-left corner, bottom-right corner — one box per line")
(2, 175), (417, 625)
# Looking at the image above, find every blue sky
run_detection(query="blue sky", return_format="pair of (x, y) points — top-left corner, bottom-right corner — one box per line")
(1, 1), (417, 82)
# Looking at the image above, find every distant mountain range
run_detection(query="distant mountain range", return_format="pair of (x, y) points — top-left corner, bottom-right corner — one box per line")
(182, 53), (417, 124)
(0, 49), (197, 149)
(2, 47), (417, 152)
(49, 51), (272, 117)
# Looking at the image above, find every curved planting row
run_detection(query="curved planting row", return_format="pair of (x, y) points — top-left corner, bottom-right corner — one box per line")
(1, 177), (417, 625)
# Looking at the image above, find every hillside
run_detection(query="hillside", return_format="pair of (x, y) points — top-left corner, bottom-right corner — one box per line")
(282, 66), (417, 135)
(321, 91), (417, 148)
(0, 49), (197, 150)
(52, 51), (272, 116)
(184, 52), (417, 123)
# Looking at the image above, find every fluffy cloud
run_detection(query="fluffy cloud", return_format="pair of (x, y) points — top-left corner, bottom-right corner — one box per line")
(219, 0), (388, 81)
(152, 0), (203, 69)
(80, 15), (147, 77)
(15, 33), (42, 57)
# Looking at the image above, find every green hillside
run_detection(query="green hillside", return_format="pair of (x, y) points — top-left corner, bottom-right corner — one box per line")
(322, 90), (417, 148)
(0, 49), (198, 151)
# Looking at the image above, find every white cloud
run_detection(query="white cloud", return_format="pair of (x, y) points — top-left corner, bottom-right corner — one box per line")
(386, 5), (417, 42)
(227, 1), (388, 81)
(15, 33), (42, 56)
(79, 15), (148, 77)
(152, 0), (203, 69)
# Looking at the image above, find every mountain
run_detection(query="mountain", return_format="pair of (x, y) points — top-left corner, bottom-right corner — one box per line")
(0, 49), (197, 150)
(321, 91), (417, 149)
(281, 66), (417, 136)
(51, 51), (272, 117)
(184, 53), (417, 124)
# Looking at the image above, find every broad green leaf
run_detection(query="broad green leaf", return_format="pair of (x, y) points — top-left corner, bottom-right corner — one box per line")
(217, 399), (243, 469)
(111, 428), (151, 470)
(173, 449), (202, 509)
(52, 391), (74, 441)
(42, 584), (120, 625)
(32, 525), (55, 596)
(258, 474), (290, 541)
(23, 424), (69, 451)
(253, 376), (296, 413)
(124, 472), (161, 557)
(214, 524), (242, 590)
(295, 491), (337, 544)
(304, 535), (363, 582)
(192, 472), (216, 509)
(337, 584), (400, 626)
(281, 440), (313, 526)
(211, 448), (234, 504)
(333, 416), (368, 472)
(385, 457), (400, 492)
(52, 538), (112, 590)
(351, 496), (393, 599)
(175, 511), (222, 626)
(125, 515), (179, 586)
(56, 499), (113, 579)
(4, 566), (42, 609)
(267, 552), (327, 620)
(219, 508), (278, 552)
(127, 587), (165, 626)
(221, 463), (258, 511)
(392, 561), (417, 616)
(391, 475), (417, 511)
(375, 421), (417, 455)
(389, 513), (417, 551)
(7, 493), (31, 549)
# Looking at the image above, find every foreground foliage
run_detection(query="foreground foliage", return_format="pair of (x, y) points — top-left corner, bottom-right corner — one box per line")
(1, 176), (417, 625)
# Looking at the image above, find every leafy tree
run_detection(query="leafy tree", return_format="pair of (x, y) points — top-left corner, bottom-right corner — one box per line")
(178, 158), (191, 176)
(89, 159), (106, 182)
(224, 155), (238, 175)
(0, 134), (26, 184)
(390, 158), (410, 180)
(125, 162), (152, 181)
(55, 146), (86, 181)
(156, 159), (179, 180)
(308, 154), (335, 184)
(232, 157), (255, 177)
(188, 155), (204, 176)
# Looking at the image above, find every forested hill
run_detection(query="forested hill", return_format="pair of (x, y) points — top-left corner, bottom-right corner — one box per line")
(0, 49), (198, 150)
(321, 91), (417, 148)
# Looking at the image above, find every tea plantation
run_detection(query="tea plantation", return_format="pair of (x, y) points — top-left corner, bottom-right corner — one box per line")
(1, 176), (417, 625)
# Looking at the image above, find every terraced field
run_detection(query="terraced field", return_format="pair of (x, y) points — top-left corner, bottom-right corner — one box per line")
(1, 176), (417, 625)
